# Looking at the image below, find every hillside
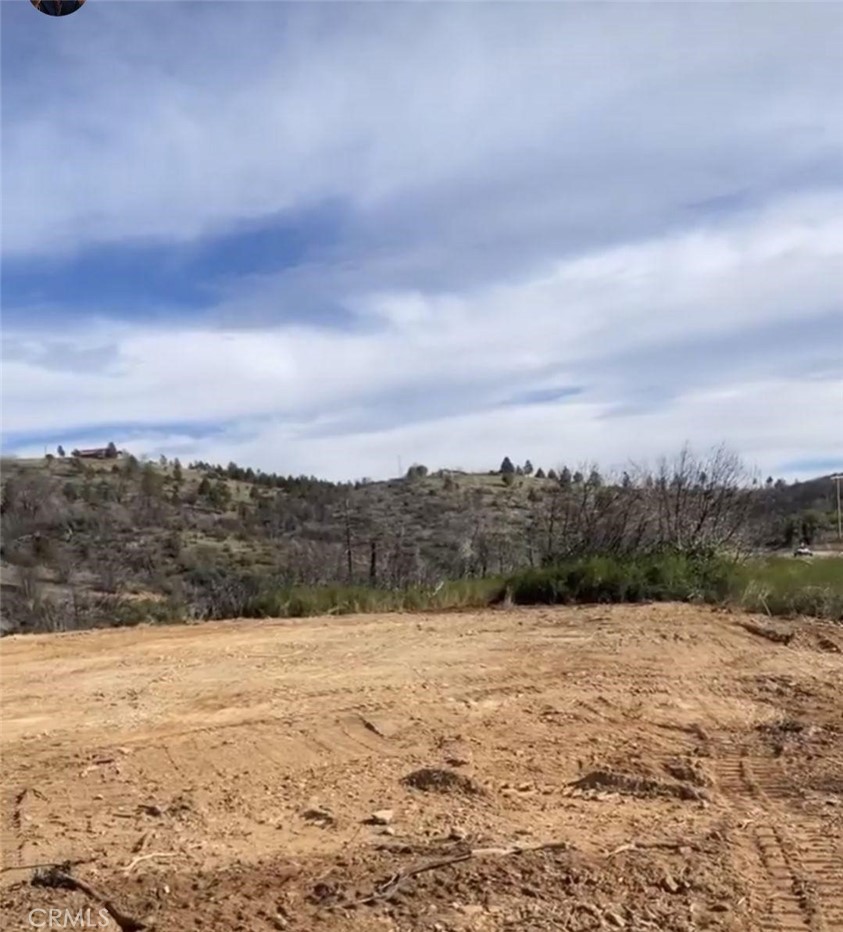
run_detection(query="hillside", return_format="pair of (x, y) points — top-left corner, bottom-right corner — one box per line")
(0, 450), (840, 633)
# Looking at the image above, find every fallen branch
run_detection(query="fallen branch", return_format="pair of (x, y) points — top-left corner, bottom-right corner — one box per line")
(132, 832), (151, 854)
(472, 841), (573, 856)
(607, 840), (699, 857)
(340, 853), (472, 907)
(32, 867), (151, 932)
(738, 619), (793, 645)
(1, 858), (92, 875)
(124, 852), (179, 875)
(338, 839), (575, 908)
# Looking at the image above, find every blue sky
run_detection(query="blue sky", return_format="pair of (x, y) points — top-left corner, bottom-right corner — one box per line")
(2, 2), (841, 480)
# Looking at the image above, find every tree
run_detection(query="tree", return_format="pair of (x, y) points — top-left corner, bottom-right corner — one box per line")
(106, 441), (118, 458)
(783, 516), (799, 547)
(57, 445), (65, 457)
(140, 462), (163, 505)
(197, 476), (212, 498)
(587, 468), (602, 488)
(173, 458), (183, 485)
(547, 468), (558, 481)
(572, 470), (584, 485)
(800, 510), (824, 545)
(535, 467), (546, 479)
(500, 457), (515, 475)
(159, 454), (168, 468)
(523, 460), (534, 476)
(502, 472), (516, 487)
(208, 479), (232, 509)
(406, 464), (429, 480)
(765, 476), (774, 490)
(558, 467), (571, 487)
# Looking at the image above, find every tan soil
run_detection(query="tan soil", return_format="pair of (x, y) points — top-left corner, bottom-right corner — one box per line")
(1, 603), (841, 931)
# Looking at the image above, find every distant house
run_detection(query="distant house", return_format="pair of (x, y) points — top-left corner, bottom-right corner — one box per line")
(71, 442), (119, 460)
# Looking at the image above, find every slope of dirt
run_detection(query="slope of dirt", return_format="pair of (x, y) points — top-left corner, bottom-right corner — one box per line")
(1, 604), (841, 931)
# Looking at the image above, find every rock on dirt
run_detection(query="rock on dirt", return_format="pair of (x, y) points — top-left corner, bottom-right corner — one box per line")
(568, 770), (708, 802)
(401, 767), (484, 796)
(302, 808), (335, 827)
(662, 757), (712, 788)
(365, 809), (394, 825)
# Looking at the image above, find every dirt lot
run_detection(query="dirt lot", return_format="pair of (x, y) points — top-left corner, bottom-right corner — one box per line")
(1, 604), (841, 931)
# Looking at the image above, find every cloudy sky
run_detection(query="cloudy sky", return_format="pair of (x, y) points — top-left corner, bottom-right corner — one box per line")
(2, 2), (841, 481)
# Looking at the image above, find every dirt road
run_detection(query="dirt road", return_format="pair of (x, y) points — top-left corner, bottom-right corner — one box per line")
(1, 604), (841, 931)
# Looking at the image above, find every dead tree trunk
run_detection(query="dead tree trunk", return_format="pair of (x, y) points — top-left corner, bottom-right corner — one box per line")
(369, 539), (378, 586)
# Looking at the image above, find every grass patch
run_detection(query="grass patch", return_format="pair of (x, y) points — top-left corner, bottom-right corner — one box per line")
(732, 557), (843, 621)
(128, 556), (843, 625)
(505, 553), (737, 607)
(241, 577), (505, 619)
(505, 553), (843, 621)
(23, 555), (840, 634)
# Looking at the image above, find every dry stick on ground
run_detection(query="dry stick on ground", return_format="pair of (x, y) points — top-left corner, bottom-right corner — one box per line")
(124, 852), (179, 875)
(0, 858), (93, 875)
(607, 840), (700, 857)
(339, 841), (576, 908)
(33, 869), (150, 932)
(340, 852), (473, 907)
(472, 841), (573, 856)
(132, 832), (152, 854)
(740, 619), (794, 645)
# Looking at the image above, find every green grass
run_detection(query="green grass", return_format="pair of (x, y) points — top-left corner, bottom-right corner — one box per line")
(732, 556), (843, 621)
(504, 553), (843, 622)
(240, 577), (505, 619)
(505, 553), (738, 608)
(62, 554), (843, 631)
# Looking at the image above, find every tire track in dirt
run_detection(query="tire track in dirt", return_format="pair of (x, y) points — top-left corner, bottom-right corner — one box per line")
(716, 754), (842, 931)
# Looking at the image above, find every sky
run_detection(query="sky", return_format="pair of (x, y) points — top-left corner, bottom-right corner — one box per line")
(2, 1), (842, 482)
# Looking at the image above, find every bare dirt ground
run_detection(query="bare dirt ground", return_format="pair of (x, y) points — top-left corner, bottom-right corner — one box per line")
(1, 604), (841, 932)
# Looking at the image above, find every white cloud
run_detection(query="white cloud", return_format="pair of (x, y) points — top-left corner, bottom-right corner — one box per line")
(2, 2), (842, 480)
(10, 376), (840, 484)
(3, 193), (841, 478)
(3, 3), (842, 257)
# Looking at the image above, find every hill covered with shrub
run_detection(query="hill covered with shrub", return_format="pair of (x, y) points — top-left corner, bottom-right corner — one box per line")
(0, 446), (839, 633)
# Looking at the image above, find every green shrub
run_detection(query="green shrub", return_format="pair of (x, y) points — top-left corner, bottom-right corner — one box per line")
(507, 553), (737, 607)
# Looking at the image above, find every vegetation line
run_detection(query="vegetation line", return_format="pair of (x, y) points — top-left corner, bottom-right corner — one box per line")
(2, 444), (841, 633)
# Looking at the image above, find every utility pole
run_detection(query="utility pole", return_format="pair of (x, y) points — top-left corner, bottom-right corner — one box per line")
(832, 474), (843, 542)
